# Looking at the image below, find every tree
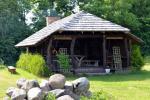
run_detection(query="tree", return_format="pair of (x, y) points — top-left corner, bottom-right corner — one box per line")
(0, 0), (31, 65)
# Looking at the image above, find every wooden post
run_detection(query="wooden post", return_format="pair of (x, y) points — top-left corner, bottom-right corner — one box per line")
(129, 39), (132, 66)
(47, 38), (53, 69)
(26, 47), (29, 53)
(124, 38), (129, 68)
(103, 34), (106, 67)
(70, 38), (76, 69)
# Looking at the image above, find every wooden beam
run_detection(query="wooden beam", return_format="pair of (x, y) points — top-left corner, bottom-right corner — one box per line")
(106, 37), (123, 39)
(26, 47), (29, 53)
(47, 38), (53, 68)
(52, 35), (102, 39)
(70, 38), (76, 69)
(129, 39), (132, 66)
(124, 38), (129, 67)
(103, 34), (106, 67)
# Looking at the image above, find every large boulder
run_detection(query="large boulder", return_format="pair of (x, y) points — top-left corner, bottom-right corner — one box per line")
(72, 77), (90, 95)
(16, 78), (27, 88)
(11, 89), (26, 100)
(22, 80), (39, 91)
(64, 81), (73, 92)
(82, 91), (92, 98)
(48, 89), (66, 98)
(40, 80), (51, 93)
(49, 74), (66, 89)
(48, 89), (80, 100)
(57, 95), (74, 100)
(66, 90), (80, 100)
(27, 87), (44, 100)
(6, 87), (16, 97)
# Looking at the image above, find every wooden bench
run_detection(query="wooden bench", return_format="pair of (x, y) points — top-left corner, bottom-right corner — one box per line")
(81, 60), (99, 67)
(8, 66), (16, 74)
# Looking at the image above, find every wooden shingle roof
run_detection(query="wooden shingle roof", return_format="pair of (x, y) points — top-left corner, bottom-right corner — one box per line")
(15, 11), (142, 47)
(61, 12), (129, 31)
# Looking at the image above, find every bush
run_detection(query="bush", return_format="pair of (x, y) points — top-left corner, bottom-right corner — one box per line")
(131, 45), (144, 71)
(44, 93), (56, 100)
(0, 64), (6, 69)
(0, 58), (4, 65)
(81, 90), (114, 100)
(56, 53), (70, 69)
(17, 53), (51, 76)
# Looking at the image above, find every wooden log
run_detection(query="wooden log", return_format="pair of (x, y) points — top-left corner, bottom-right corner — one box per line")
(106, 37), (123, 39)
(129, 39), (132, 66)
(26, 47), (29, 53)
(124, 38), (129, 67)
(52, 34), (102, 39)
(103, 34), (106, 67)
(70, 38), (76, 69)
(47, 38), (53, 69)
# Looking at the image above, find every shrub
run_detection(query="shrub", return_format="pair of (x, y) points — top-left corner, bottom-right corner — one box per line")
(81, 90), (114, 100)
(56, 53), (70, 69)
(17, 53), (51, 76)
(16, 53), (31, 70)
(131, 45), (144, 71)
(44, 93), (56, 100)
(0, 64), (6, 69)
(0, 58), (4, 65)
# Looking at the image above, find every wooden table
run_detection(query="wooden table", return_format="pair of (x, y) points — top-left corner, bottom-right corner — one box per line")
(74, 55), (85, 67)
(82, 60), (99, 67)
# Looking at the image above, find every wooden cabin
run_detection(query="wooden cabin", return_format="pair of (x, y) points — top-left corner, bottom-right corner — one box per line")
(15, 11), (143, 74)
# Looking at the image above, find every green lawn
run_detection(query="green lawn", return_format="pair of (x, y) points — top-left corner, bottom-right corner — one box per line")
(0, 57), (150, 100)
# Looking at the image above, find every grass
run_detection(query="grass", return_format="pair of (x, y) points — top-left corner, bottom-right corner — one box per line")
(0, 57), (150, 99)
(0, 68), (43, 99)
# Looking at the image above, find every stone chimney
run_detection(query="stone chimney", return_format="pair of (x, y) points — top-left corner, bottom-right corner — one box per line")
(46, 16), (60, 26)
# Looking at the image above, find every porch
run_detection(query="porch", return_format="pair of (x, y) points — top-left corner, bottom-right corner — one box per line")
(46, 32), (131, 73)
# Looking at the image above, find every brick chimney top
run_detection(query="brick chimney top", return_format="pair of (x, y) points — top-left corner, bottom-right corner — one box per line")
(46, 16), (60, 26)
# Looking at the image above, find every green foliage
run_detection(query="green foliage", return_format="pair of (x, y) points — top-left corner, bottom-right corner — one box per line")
(0, 58), (4, 65)
(131, 45), (144, 71)
(0, 58), (6, 69)
(44, 92), (56, 100)
(57, 53), (70, 69)
(17, 53), (51, 76)
(0, 0), (32, 65)
(0, 64), (6, 69)
(81, 90), (114, 100)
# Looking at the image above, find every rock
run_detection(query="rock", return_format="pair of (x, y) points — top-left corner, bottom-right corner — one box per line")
(16, 78), (27, 88)
(27, 87), (44, 100)
(48, 89), (80, 99)
(66, 90), (80, 100)
(11, 89), (26, 100)
(72, 77), (90, 95)
(3, 96), (10, 100)
(40, 80), (51, 93)
(6, 87), (16, 97)
(22, 80), (39, 91)
(64, 81), (73, 92)
(82, 91), (92, 98)
(57, 95), (74, 100)
(49, 89), (66, 98)
(49, 74), (66, 89)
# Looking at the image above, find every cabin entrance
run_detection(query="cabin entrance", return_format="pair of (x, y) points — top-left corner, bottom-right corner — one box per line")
(74, 37), (103, 67)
